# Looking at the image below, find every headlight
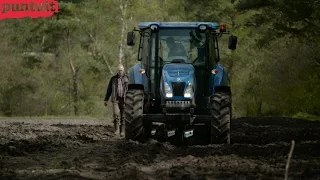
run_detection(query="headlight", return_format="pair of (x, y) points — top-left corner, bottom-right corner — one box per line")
(184, 82), (193, 98)
(164, 82), (173, 98)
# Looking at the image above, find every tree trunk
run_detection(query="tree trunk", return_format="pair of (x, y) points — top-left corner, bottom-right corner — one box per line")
(45, 97), (48, 117)
(119, 0), (128, 65)
(160, 0), (165, 8)
(73, 69), (79, 116)
(257, 99), (262, 116)
(66, 28), (79, 116)
(183, 0), (189, 21)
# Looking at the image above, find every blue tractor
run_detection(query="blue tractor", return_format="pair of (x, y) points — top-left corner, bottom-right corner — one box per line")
(125, 22), (237, 145)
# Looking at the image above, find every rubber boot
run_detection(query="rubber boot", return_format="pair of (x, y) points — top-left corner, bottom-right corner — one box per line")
(114, 119), (120, 136)
(120, 124), (125, 137)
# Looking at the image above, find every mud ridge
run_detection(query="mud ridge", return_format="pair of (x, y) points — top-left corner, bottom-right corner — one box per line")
(0, 117), (320, 180)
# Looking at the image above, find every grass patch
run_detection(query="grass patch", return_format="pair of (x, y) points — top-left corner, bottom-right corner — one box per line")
(0, 115), (106, 120)
(0, 115), (114, 125)
(292, 112), (320, 121)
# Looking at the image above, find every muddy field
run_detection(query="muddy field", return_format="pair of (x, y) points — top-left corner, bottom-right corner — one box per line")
(0, 117), (320, 180)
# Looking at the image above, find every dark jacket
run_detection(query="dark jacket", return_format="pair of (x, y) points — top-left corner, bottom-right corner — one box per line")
(104, 73), (129, 103)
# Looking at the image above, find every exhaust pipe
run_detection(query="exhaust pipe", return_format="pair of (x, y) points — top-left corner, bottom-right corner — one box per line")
(184, 129), (194, 138)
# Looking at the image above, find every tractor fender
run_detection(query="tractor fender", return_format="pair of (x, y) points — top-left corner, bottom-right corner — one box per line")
(127, 63), (148, 91)
(214, 86), (231, 95)
(128, 84), (144, 91)
(209, 63), (230, 95)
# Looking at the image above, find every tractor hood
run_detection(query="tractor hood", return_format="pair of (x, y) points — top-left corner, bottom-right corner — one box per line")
(161, 63), (196, 100)
(163, 63), (194, 78)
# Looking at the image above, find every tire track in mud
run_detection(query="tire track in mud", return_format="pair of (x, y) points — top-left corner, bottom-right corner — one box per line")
(0, 117), (320, 180)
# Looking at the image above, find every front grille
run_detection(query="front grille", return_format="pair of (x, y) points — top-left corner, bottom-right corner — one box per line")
(171, 82), (185, 96)
(168, 71), (189, 77)
(166, 101), (191, 108)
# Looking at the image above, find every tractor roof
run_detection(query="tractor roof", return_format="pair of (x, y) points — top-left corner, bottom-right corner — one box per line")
(138, 22), (220, 30)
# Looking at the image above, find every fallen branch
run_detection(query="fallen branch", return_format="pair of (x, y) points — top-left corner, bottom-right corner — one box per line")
(285, 140), (295, 180)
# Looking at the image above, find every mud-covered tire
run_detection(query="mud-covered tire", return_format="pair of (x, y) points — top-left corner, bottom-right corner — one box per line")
(210, 91), (231, 144)
(124, 88), (148, 143)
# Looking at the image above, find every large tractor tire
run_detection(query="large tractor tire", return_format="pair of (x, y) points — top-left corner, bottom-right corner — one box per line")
(124, 88), (149, 143)
(210, 91), (231, 144)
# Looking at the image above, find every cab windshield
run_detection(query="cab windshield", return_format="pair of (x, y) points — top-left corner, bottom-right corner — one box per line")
(158, 29), (206, 65)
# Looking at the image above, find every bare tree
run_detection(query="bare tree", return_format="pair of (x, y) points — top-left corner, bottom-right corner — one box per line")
(118, 0), (130, 65)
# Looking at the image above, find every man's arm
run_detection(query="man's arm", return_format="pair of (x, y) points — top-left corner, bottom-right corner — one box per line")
(104, 78), (113, 102)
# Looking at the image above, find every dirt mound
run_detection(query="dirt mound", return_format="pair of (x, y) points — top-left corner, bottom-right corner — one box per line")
(0, 117), (320, 180)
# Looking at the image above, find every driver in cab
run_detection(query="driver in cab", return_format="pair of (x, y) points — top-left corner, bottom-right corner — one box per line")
(165, 37), (187, 62)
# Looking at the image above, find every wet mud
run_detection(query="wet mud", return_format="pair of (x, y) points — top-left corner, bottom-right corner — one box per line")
(0, 117), (320, 180)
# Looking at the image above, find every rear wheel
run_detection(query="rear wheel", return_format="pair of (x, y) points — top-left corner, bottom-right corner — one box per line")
(124, 89), (149, 143)
(210, 91), (231, 144)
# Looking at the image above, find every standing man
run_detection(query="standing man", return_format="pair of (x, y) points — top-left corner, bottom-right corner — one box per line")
(104, 64), (129, 137)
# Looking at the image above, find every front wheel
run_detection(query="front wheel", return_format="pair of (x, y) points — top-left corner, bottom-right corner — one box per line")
(210, 91), (231, 144)
(124, 88), (149, 143)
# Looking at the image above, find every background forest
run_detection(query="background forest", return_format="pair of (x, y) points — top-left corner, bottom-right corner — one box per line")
(0, 0), (319, 120)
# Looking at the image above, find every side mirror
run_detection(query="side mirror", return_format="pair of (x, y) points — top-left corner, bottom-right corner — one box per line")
(228, 35), (237, 50)
(127, 31), (135, 46)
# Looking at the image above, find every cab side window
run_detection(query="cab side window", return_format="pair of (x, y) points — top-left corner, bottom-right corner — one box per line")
(140, 30), (151, 69)
(208, 35), (216, 68)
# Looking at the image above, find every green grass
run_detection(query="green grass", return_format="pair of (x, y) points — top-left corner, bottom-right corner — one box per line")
(292, 112), (320, 121)
(0, 115), (114, 125)
(0, 115), (110, 120)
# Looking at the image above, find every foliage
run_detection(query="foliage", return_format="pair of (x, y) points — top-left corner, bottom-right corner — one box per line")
(0, 0), (319, 119)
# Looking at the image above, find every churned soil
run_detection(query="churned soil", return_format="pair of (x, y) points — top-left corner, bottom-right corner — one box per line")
(0, 117), (320, 180)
